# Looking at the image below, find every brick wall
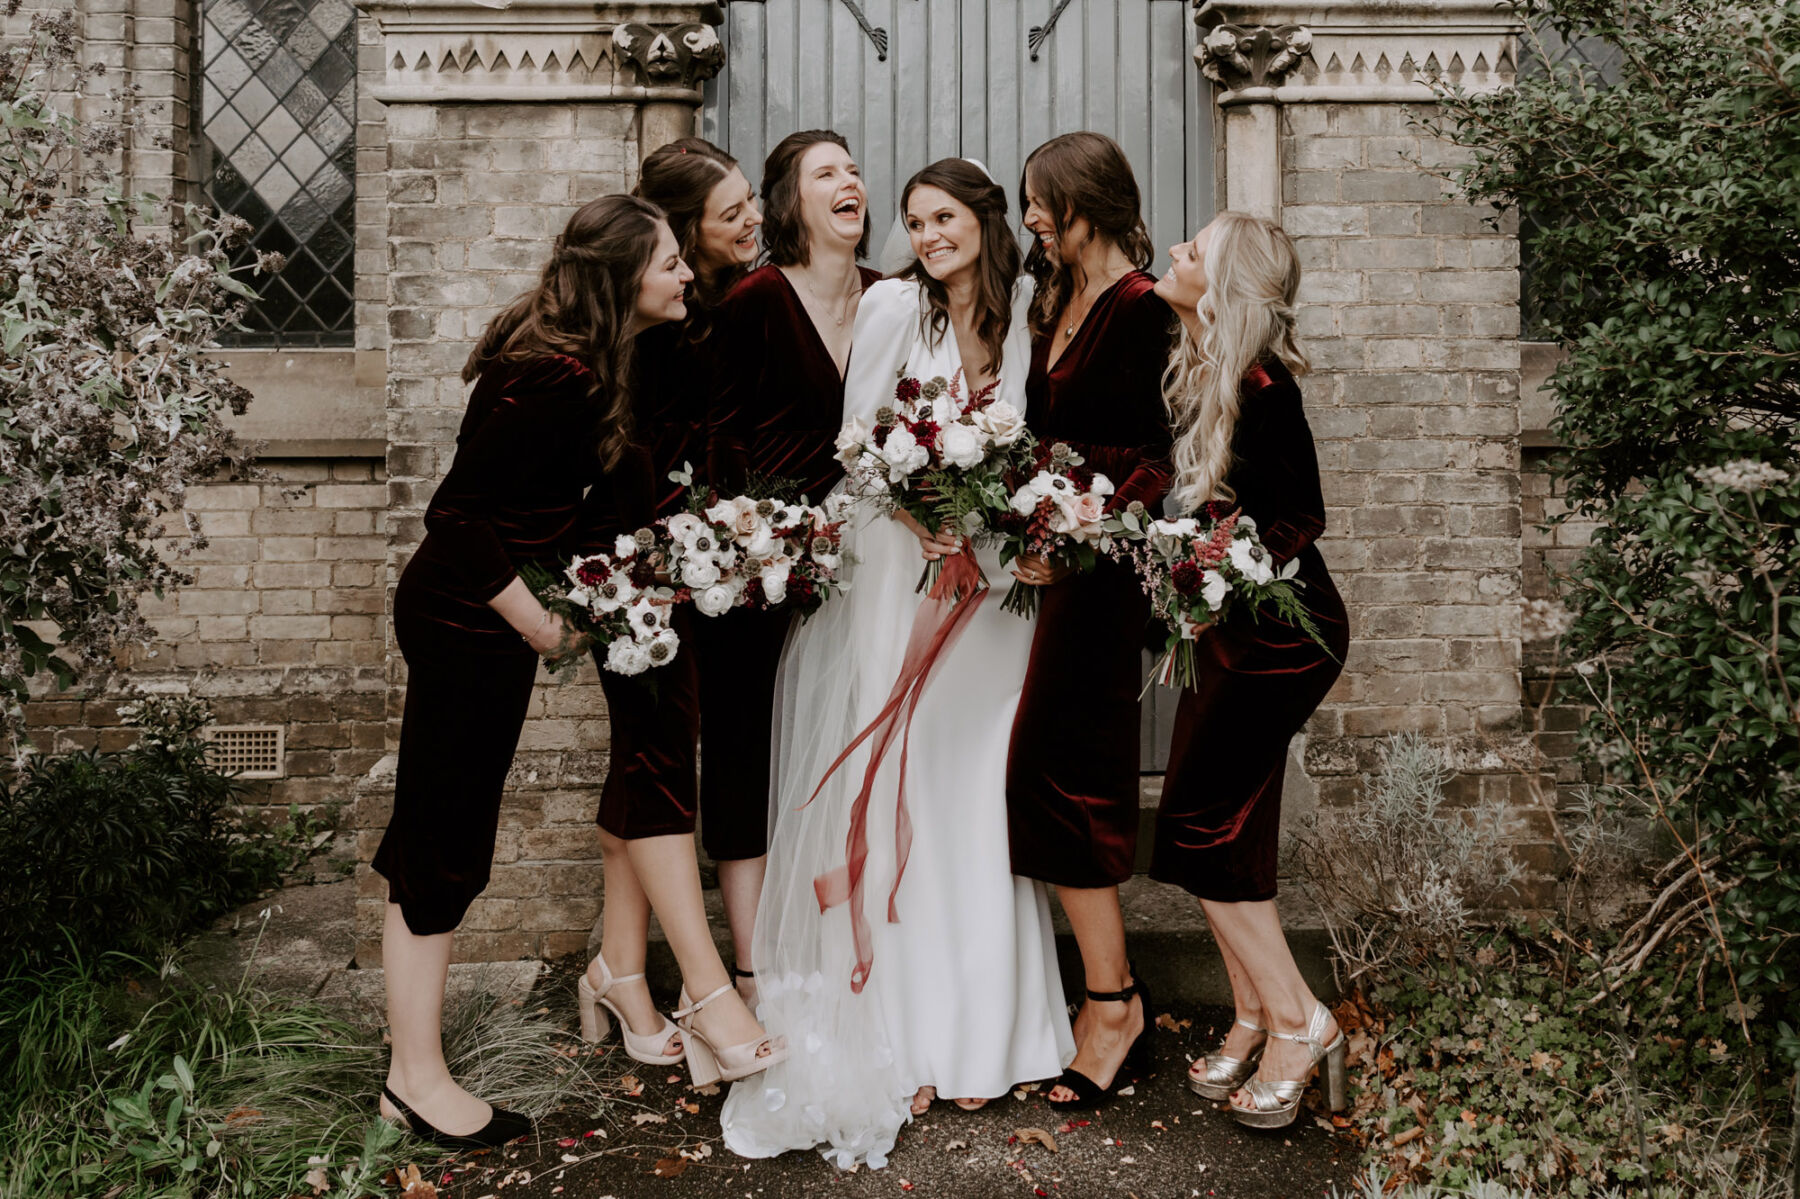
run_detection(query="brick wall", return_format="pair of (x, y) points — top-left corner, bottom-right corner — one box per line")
(23, 461), (390, 815)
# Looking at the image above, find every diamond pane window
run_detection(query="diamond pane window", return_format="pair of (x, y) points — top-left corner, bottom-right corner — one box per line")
(201, 0), (357, 346)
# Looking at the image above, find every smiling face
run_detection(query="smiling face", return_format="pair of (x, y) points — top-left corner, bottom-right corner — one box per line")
(904, 184), (982, 283)
(1155, 223), (1212, 314)
(696, 166), (761, 272)
(632, 221), (693, 332)
(797, 140), (867, 255)
(1021, 168), (1093, 268)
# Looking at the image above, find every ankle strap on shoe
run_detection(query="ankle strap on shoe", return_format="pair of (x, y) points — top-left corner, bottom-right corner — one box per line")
(1236, 1018), (1268, 1033)
(731, 965), (756, 980)
(673, 981), (735, 1019)
(1085, 979), (1138, 1004)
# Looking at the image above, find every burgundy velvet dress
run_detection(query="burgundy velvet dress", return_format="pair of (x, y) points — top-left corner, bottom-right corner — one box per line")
(1006, 271), (1177, 888)
(375, 355), (601, 936)
(1152, 359), (1350, 901)
(588, 319), (708, 848)
(696, 264), (882, 859)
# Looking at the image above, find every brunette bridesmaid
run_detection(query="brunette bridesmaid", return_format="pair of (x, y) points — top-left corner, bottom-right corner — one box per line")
(1151, 212), (1350, 1130)
(698, 129), (880, 997)
(372, 195), (694, 1146)
(579, 139), (772, 1065)
(1004, 132), (1176, 1109)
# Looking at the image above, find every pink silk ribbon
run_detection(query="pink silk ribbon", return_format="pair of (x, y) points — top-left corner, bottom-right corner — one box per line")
(805, 542), (989, 993)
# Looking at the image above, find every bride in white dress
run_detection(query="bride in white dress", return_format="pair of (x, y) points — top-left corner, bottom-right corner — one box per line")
(721, 159), (1074, 1167)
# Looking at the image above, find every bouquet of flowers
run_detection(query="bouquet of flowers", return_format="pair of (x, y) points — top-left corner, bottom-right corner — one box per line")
(665, 491), (850, 623)
(834, 371), (1032, 598)
(1109, 505), (1327, 691)
(521, 529), (684, 677)
(995, 441), (1117, 618)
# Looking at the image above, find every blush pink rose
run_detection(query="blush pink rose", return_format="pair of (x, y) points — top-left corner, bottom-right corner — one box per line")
(1071, 493), (1106, 526)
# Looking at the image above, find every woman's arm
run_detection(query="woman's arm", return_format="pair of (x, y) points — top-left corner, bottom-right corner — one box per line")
(1237, 385), (1327, 567)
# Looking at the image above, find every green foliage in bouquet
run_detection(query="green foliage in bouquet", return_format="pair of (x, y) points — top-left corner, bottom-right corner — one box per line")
(1435, 0), (1800, 1053)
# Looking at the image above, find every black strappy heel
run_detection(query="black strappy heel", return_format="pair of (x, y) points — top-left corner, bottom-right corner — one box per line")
(1047, 968), (1154, 1110)
(381, 1085), (531, 1150)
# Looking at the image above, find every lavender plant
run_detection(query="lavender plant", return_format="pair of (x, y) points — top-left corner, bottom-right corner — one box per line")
(0, 10), (275, 750)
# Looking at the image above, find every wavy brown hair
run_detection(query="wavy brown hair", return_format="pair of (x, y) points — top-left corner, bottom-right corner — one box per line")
(463, 194), (667, 470)
(760, 129), (868, 267)
(1019, 131), (1154, 338)
(633, 137), (748, 308)
(895, 158), (1021, 379)
(1164, 211), (1310, 512)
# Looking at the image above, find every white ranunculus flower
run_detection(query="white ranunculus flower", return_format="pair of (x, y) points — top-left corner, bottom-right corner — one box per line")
(973, 400), (1025, 446)
(694, 582), (737, 617)
(879, 428), (929, 482)
(1227, 537), (1276, 585)
(614, 534), (638, 558)
(679, 553), (720, 588)
(1201, 569), (1231, 610)
(605, 637), (651, 675)
(760, 560), (792, 605)
(1152, 517), (1200, 539)
(1010, 473), (1053, 514)
(940, 421), (985, 470)
(1089, 473), (1114, 498)
(835, 416), (872, 465)
(665, 513), (705, 546)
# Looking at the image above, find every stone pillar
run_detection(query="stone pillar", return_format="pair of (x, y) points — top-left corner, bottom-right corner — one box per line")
(1195, 2), (1546, 872)
(352, 0), (723, 963)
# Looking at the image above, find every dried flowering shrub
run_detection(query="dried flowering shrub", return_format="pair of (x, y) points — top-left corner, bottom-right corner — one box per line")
(0, 12), (276, 748)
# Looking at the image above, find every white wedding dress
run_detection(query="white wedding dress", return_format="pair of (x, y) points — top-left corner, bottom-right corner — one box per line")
(720, 276), (1074, 1167)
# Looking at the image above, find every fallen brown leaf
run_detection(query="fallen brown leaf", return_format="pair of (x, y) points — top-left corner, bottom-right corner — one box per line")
(398, 1164), (439, 1198)
(680, 1100), (700, 1114)
(632, 1112), (667, 1126)
(1154, 1013), (1191, 1032)
(1015, 1127), (1059, 1153)
(690, 1082), (721, 1096)
(652, 1156), (687, 1178)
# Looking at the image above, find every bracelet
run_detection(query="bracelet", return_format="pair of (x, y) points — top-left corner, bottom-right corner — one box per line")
(526, 608), (553, 647)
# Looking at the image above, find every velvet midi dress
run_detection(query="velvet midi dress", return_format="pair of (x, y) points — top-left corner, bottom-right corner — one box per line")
(375, 354), (602, 936)
(1005, 271), (1177, 889)
(1151, 359), (1350, 901)
(698, 264), (883, 858)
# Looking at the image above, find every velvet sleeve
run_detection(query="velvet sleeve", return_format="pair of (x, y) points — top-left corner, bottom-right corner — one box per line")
(706, 290), (762, 495)
(1235, 383), (1327, 568)
(422, 393), (568, 601)
(1109, 287), (1176, 512)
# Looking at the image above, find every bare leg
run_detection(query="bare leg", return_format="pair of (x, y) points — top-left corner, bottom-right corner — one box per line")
(1047, 885), (1143, 1103)
(716, 854), (766, 1004)
(623, 833), (768, 1052)
(1207, 911), (1270, 1060)
(379, 903), (492, 1134)
(592, 830), (680, 1051)
(1198, 899), (1336, 1099)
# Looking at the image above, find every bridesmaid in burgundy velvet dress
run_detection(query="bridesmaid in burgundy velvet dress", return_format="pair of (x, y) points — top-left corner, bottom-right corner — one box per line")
(578, 138), (774, 1065)
(1151, 212), (1350, 1131)
(372, 195), (699, 1147)
(1003, 133), (1175, 1108)
(700, 130), (880, 993)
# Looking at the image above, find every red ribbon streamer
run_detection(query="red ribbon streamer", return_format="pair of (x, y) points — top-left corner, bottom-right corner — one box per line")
(805, 542), (989, 993)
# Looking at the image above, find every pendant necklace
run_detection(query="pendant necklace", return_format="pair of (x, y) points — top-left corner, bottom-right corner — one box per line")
(798, 270), (858, 327)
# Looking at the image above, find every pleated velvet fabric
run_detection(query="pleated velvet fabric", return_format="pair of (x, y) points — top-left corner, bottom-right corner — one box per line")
(691, 265), (883, 861)
(1151, 359), (1350, 901)
(375, 354), (601, 936)
(1006, 271), (1177, 889)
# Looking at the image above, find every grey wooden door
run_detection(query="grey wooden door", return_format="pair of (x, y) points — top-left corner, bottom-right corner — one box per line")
(702, 1), (1204, 768)
(703, 0), (1210, 278)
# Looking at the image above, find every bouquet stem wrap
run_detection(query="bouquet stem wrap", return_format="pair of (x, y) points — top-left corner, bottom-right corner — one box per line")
(804, 543), (988, 993)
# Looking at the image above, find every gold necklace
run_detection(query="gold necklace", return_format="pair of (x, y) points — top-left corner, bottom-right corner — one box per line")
(1062, 270), (1123, 339)
(795, 268), (860, 327)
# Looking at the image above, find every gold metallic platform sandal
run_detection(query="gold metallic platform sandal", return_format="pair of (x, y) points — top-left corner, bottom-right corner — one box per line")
(1187, 1018), (1267, 1100)
(1229, 1002), (1347, 1130)
(674, 982), (788, 1087)
(577, 954), (685, 1066)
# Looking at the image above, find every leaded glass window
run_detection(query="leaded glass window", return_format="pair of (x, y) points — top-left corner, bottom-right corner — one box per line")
(200, 0), (357, 346)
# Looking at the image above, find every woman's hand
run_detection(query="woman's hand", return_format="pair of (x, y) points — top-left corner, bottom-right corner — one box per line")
(527, 610), (586, 661)
(490, 576), (587, 661)
(1010, 553), (1073, 587)
(893, 510), (963, 562)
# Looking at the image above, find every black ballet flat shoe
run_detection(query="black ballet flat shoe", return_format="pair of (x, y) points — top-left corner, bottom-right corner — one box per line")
(1046, 969), (1155, 1111)
(382, 1085), (532, 1150)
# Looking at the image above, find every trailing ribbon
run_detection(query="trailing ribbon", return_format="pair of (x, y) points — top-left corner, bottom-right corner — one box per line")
(805, 541), (989, 993)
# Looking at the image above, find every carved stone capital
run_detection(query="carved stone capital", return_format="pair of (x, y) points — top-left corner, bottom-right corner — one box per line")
(1198, 23), (1313, 90)
(357, 0), (724, 103)
(612, 23), (724, 89)
(1195, 0), (1524, 102)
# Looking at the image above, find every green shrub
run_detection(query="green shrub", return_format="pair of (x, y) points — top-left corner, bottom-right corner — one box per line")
(0, 697), (292, 966)
(1436, 0), (1800, 1051)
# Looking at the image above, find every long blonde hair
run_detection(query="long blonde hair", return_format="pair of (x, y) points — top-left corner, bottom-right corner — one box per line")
(1163, 211), (1309, 512)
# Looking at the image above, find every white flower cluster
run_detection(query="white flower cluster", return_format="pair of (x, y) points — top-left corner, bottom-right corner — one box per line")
(672, 495), (828, 612)
(563, 540), (681, 676)
(1693, 458), (1791, 492)
(1009, 469), (1116, 541)
(835, 376), (1027, 486)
